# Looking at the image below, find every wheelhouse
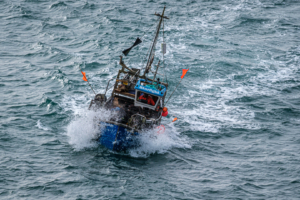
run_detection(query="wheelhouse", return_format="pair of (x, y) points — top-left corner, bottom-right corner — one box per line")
(134, 79), (166, 110)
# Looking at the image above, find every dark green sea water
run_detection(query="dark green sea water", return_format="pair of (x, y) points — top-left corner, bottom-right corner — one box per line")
(1, 0), (300, 199)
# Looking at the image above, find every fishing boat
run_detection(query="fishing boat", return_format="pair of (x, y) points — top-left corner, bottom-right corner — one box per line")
(82, 7), (187, 151)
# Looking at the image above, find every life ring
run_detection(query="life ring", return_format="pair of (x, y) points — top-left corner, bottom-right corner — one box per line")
(156, 125), (165, 134)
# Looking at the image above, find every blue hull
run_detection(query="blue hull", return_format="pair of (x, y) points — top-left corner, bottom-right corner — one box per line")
(99, 122), (139, 151)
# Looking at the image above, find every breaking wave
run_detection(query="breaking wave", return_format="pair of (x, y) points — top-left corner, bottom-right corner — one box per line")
(129, 124), (192, 158)
(66, 108), (105, 150)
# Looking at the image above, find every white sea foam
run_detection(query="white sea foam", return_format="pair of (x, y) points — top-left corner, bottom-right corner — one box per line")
(65, 103), (191, 154)
(61, 91), (115, 150)
(66, 108), (111, 150)
(168, 49), (299, 133)
(62, 5), (300, 154)
(129, 124), (191, 158)
(62, 93), (191, 154)
(36, 120), (51, 131)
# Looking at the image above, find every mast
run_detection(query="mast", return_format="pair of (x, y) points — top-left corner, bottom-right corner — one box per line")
(144, 6), (169, 77)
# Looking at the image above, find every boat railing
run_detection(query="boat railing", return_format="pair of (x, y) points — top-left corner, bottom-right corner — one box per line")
(131, 113), (162, 124)
(147, 113), (162, 124)
(114, 91), (135, 100)
(104, 78), (115, 97)
(131, 113), (147, 121)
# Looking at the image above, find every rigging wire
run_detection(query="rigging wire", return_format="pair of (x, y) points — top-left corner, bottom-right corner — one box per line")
(139, 18), (160, 72)
(140, 18), (160, 40)
(116, 17), (159, 84)
(118, 7), (167, 83)
(129, 18), (160, 82)
(119, 17), (159, 57)
(164, 20), (168, 85)
(162, 17), (168, 84)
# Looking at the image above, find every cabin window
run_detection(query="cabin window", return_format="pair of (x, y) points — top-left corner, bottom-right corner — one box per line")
(136, 91), (158, 106)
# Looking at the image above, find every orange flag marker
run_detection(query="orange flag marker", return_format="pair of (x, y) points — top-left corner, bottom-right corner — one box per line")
(165, 68), (190, 105)
(81, 71), (88, 82)
(181, 69), (189, 79)
(79, 67), (96, 95)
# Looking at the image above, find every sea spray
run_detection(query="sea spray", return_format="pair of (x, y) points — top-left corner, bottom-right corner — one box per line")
(129, 124), (191, 158)
(66, 107), (112, 150)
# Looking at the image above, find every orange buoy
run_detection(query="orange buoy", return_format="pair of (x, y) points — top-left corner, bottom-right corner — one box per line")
(162, 107), (168, 117)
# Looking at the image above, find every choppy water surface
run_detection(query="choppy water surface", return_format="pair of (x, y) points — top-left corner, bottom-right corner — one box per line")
(1, 0), (300, 199)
